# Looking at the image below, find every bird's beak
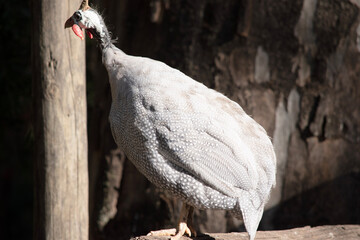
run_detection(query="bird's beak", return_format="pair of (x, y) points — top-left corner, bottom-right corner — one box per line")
(64, 16), (85, 40)
(64, 17), (74, 29)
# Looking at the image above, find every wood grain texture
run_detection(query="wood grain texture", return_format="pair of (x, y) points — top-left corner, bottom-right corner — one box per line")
(31, 0), (88, 239)
(131, 225), (360, 240)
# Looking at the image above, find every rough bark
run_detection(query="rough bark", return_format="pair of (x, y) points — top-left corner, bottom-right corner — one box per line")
(87, 0), (360, 239)
(32, 0), (88, 239)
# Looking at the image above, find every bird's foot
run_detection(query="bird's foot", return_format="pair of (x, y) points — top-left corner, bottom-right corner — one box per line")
(147, 203), (196, 239)
(171, 222), (192, 240)
(147, 228), (177, 237)
(146, 222), (193, 240)
(188, 224), (197, 237)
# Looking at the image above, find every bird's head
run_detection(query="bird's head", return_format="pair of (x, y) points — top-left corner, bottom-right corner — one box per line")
(64, 0), (106, 41)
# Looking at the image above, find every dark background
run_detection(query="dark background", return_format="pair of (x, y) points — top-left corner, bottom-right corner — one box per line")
(0, 0), (33, 239)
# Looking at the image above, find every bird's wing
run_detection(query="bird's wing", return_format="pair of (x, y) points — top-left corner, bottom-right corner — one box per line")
(145, 91), (267, 198)
(155, 114), (254, 196)
(127, 56), (275, 199)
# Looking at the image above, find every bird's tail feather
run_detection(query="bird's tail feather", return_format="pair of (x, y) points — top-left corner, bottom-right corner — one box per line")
(237, 195), (264, 240)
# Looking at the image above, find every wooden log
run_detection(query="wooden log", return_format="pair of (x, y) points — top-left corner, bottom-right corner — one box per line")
(131, 225), (360, 240)
(31, 0), (88, 239)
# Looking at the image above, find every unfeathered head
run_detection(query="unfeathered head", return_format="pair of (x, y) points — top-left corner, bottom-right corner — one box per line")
(64, 0), (107, 41)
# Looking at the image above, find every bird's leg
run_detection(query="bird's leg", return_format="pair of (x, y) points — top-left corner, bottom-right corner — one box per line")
(170, 203), (193, 240)
(186, 205), (197, 237)
(147, 203), (195, 239)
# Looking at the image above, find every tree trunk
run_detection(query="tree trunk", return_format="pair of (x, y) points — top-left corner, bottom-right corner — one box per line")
(32, 0), (88, 239)
(87, 0), (360, 239)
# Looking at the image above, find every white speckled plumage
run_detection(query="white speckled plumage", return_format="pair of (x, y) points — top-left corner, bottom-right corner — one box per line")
(66, 7), (276, 240)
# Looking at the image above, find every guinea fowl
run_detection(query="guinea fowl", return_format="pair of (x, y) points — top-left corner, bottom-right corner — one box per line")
(65, 1), (276, 240)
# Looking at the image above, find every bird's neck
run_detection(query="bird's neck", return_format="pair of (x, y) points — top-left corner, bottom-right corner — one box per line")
(101, 45), (127, 102)
(97, 25), (113, 50)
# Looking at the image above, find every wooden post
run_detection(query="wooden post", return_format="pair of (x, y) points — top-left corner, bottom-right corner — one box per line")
(31, 0), (88, 239)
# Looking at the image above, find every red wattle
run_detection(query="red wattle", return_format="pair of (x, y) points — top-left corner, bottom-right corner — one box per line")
(72, 24), (84, 40)
(86, 30), (93, 39)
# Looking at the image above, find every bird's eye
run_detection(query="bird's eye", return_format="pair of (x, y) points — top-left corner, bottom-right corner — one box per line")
(74, 11), (82, 21)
